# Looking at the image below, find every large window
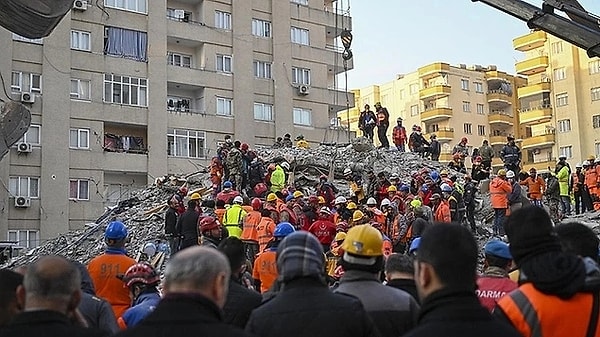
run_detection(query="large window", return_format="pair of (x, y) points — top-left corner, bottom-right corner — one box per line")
(254, 103), (274, 121)
(104, 0), (147, 14)
(217, 54), (232, 73)
(103, 74), (148, 107)
(104, 27), (147, 62)
(7, 230), (39, 249)
(559, 145), (573, 159)
(293, 107), (312, 126)
(167, 52), (191, 68)
(216, 97), (233, 116)
(254, 61), (272, 79)
(69, 180), (89, 200)
(291, 27), (309, 45)
(474, 82), (484, 93)
(71, 30), (90, 51)
(167, 128), (206, 158)
(11, 71), (41, 93)
(551, 41), (564, 54)
(9, 177), (39, 198)
(463, 123), (472, 135)
(291, 67), (310, 85)
(70, 79), (91, 100)
(558, 119), (571, 133)
(215, 11), (232, 30)
(70, 128), (90, 149)
(252, 19), (272, 38)
(18, 125), (41, 145)
(477, 125), (486, 136)
(556, 93), (569, 107)
(461, 79), (469, 91)
(476, 103), (485, 114)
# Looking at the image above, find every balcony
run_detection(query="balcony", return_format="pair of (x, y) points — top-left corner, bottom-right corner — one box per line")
(486, 70), (510, 81)
(513, 31), (547, 51)
(519, 105), (553, 125)
(521, 133), (555, 150)
(488, 112), (514, 126)
(427, 128), (454, 142)
(523, 158), (555, 172)
(421, 107), (453, 122)
(517, 81), (551, 98)
(419, 85), (451, 100)
(516, 56), (549, 76)
(328, 87), (355, 112)
(492, 157), (504, 167)
(487, 90), (512, 105)
(167, 65), (230, 90)
(418, 62), (450, 79)
(167, 19), (228, 46)
(489, 135), (506, 146)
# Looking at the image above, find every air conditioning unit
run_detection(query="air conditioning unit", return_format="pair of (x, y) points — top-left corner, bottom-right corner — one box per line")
(14, 196), (31, 208)
(174, 9), (185, 20)
(20, 92), (35, 103)
(73, 0), (87, 10)
(297, 85), (310, 96)
(17, 142), (32, 153)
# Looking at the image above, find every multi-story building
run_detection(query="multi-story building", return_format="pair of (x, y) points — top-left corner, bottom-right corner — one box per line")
(0, 0), (354, 251)
(513, 30), (600, 170)
(340, 62), (524, 165)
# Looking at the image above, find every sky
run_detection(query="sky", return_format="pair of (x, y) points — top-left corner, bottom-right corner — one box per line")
(345, 0), (600, 89)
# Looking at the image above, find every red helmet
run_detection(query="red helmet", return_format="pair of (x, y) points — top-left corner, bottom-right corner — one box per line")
(178, 186), (188, 195)
(200, 216), (220, 232)
(122, 263), (160, 288)
(241, 143), (249, 151)
(251, 198), (262, 211)
(461, 137), (468, 143)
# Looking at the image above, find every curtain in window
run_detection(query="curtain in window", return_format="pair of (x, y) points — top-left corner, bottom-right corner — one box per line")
(104, 27), (148, 62)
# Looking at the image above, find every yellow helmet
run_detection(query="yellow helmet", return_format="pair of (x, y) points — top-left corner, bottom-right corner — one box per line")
(341, 224), (383, 257)
(589, 155), (596, 161)
(387, 185), (397, 192)
(266, 193), (278, 202)
(352, 210), (365, 222)
(334, 232), (347, 242)
(497, 169), (507, 176)
(318, 196), (326, 204)
(293, 190), (304, 198)
(440, 169), (448, 176)
(347, 202), (357, 210)
(190, 192), (201, 200)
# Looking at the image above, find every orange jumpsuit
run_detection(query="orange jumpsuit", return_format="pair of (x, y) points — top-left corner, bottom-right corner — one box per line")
(241, 209), (261, 242)
(252, 250), (278, 293)
(519, 176), (545, 201)
(256, 216), (276, 253)
(87, 252), (136, 318)
(433, 200), (451, 223)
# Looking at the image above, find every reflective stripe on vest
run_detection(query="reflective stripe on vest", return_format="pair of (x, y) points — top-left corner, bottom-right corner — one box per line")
(500, 289), (542, 337)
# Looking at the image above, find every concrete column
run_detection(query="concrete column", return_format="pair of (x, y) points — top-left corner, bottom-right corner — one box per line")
(232, 0), (255, 143)
(272, 0), (294, 138)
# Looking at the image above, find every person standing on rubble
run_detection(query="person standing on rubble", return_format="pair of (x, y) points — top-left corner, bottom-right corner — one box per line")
(463, 175), (478, 233)
(226, 141), (244, 191)
(489, 169), (511, 236)
(358, 104), (377, 141)
(549, 160), (571, 216)
(374, 102), (390, 149)
(223, 196), (248, 238)
(500, 136), (521, 174)
(317, 174), (336, 205)
(270, 162), (287, 193)
(519, 167), (545, 207)
(506, 170), (522, 213)
(452, 137), (469, 165)
(429, 134), (440, 161)
(479, 140), (494, 171)
(164, 198), (179, 255)
(393, 117), (407, 152)
(281, 133), (293, 148)
(572, 163), (587, 214)
(409, 126), (429, 157)
(217, 135), (234, 181)
(176, 199), (201, 250)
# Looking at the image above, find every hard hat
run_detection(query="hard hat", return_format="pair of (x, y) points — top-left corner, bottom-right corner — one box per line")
(335, 232), (347, 242)
(293, 190), (304, 198)
(285, 194), (294, 202)
(318, 196), (326, 204)
(575, 163), (583, 168)
(399, 184), (410, 192)
(588, 155), (596, 161)
(408, 238), (421, 255)
(410, 199), (422, 209)
(506, 170), (515, 178)
(319, 207), (332, 215)
(430, 193), (441, 200)
(334, 196), (347, 205)
(352, 210), (365, 222)
(347, 201), (357, 210)
(396, 117), (403, 122)
(366, 197), (377, 206)
(233, 196), (243, 204)
(105, 221), (128, 240)
(341, 224), (383, 257)
(223, 181), (233, 188)
(200, 216), (220, 232)
(440, 183), (452, 193)
(266, 193), (278, 202)
(319, 174), (328, 180)
(251, 198), (262, 211)
(241, 143), (249, 151)
(178, 186), (188, 195)
(387, 185), (397, 193)
(268, 163), (276, 171)
(497, 169), (507, 176)
(190, 192), (201, 200)
(343, 168), (352, 176)
(430, 171), (440, 182)
(529, 167), (537, 172)
(142, 242), (156, 257)
(440, 169), (448, 176)
(375, 102), (382, 107)
(381, 198), (391, 207)
(122, 262), (160, 288)
(274, 222), (295, 238)
(421, 184), (429, 192)
(475, 156), (483, 162)
(507, 135), (515, 140)
(484, 239), (512, 260)
(461, 137), (468, 143)
(280, 162), (290, 170)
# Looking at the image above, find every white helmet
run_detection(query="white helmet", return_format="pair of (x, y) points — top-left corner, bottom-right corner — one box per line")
(334, 196), (347, 205)
(506, 170), (515, 178)
(575, 163), (583, 168)
(381, 198), (391, 207)
(280, 162), (290, 170)
(343, 168), (352, 176)
(233, 196), (244, 204)
(366, 197), (377, 206)
(440, 183), (452, 193)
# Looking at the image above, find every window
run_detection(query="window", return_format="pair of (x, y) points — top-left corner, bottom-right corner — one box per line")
(216, 97), (233, 116)
(461, 79), (469, 91)
(410, 105), (419, 116)
(551, 41), (563, 54)
(474, 82), (484, 93)
(554, 68), (566, 81)
(556, 93), (569, 107)
(167, 96), (194, 113)
(70, 79), (91, 100)
(167, 128), (206, 158)
(291, 27), (309, 45)
(167, 52), (191, 68)
(409, 84), (419, 95)
(462, 101), (471, 112)
(593, 115), (600, 128)
(476, 103), (485, 115)
(12, 33), (42, 44)
(398, 89), (405, 100)
(71, 30), (90, 51)
(596, 142), (600, 157)
(69, 128), (89, 149)
(477, 125), (486, 136)
(104, 27), (147, 62)
(590, 60), (600, 75)
(559, 146), (573, 159)
(592, 87), (600, 102)
(104, 0), (147, 14)
(254, 103), (274, 121)
(69, 180), (89, 200)
(463, 123), (472, 135)
(9, 177), (39, 198)
(291, 67), (311, 85)
(18, 125), (41, 145)
(7, 230), (39, 249)
(254, 61), (272, 79)
(252, 19), (272, 38)
(558, 119), (571, 133)
(293, 107), (312, 126)
(166, 8), (191, 21)
(11, 71), (42, 93)
(216, 54), (232, 73)
(291, 0), (308, 4)
(215, 11), (232, 30)
(103, 74), (148, 107)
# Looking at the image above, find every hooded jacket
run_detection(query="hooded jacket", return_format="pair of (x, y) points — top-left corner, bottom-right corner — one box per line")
(490, 177), (511, 209)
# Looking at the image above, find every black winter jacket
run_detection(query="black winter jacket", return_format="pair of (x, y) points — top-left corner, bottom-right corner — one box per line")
(176, 209), (199, 249)
(223, 278), (262, 328)
(0, 310), (107, 337)
(386, 278), (419, 304)
(164, 207), (178, 235)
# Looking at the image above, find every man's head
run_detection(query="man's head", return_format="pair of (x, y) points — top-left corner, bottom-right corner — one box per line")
(484, 239), (513, 270)
(430, 193), (441, 206)
(200, 216), (222, 239)
(163, 246), (231, 308)
(507, 135), (515, 145)
(276, 231), (325, 284)
(556, 222), (599, 261)
(104, 221), (128, 248)
(341, 225), (384, 273)
(364, 104), (370, 111)
(414, 224), (478, 300)
(0, 269), (23, 326)
(218, 237), (247, 279)
(397, 117), (403, 125)
(482, 140), (489, 146)
(385, 253), (414, 282)
(18, 256), (81, 315)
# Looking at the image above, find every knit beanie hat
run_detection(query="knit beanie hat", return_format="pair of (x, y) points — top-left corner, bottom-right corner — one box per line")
(276, 231), (324, 283)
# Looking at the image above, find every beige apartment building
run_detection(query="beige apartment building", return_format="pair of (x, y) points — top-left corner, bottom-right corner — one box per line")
(513, 30), (600, 170)
(0, 0), (353, 250)
(340, 62), (525, 165)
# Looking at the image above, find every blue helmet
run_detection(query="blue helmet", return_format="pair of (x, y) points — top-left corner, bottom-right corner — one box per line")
(409, 237), (421, 255)
(421, 184), (429, 192)
(274, 222), (295, 238)
(429, 171), (440, 182)
(399, 184), (410, 192)
(440, 183), (453, 193)
(105, 221), (128, 240)
(223, 181), (233, 188)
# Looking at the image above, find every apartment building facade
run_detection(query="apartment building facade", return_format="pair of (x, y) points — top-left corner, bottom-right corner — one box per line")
(340, 62), (524, 164)
(0, 0), (353, 250)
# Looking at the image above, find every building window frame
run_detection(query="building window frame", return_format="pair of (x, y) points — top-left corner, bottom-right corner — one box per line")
(291, 67), (311, 85)
(18, 125), (41, 145)
(593, 115), (600, 129)
(462, 101), (471, 112)
(291, 26), (310, 45)
(216, 97), (233, 116)
(477, 125), (486, 136)
(559, 145), (573, 159)
(216, 54), (233, 73)
(11, 71), (42, 93)
(592, 87), (600, 102)
(104, 26), (148, 62)
(215, 11), (232, 30)
(461, 79), (469, 91)
(69, 128), (90, 149)
(103, 73), (148, 107)
(476, 103), (485, 115)
(551, 41), (564, 54)
(12, 33), (42, 44)
(71, 30), (91, 51)
(463, 123), (472, 135)
(70, 79), (91, 100)
(557, 119), (571, 133)
(9, 176), (40, 198)
(590, 60), (600, 75)
(555, 93), (569, 107)
(293, 107), (312, 126)
(167, 52), (192, 68)
(253, 61), (272, 79)
(410, 105), (419, 116)
(252, 19), (272, 38)
(167, 128), (206, 159)
(474, 82), (484, 93)
(554, 67), (566, 81)
(69, 179), (90, 201)
(7, 230), (39, 249)
(254, 102), (274, 121)
(291, 0), (308, 4)
(104, 0), (147, 14)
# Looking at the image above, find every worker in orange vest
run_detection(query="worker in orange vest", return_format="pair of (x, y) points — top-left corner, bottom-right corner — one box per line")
(431, 193), (451, 223)
(256, 209), (277, 253)
(519, 167), (545, 208)
(584, 156), (600, 211)
(241, 198), (262, 265)
(490, 169), (511, 236)
(252, 222), (295, 293)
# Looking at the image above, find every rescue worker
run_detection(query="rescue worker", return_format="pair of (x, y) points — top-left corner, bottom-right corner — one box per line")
(358, 104), (377, 141)
(549, 161), (571, 216)
(335, 224), (419, 336)
(431, 193), (451, 223)
(333, 196), (352, 225)
(440, 183), (461, 223)
(471, 156), (489, 182)
(572, 163), (587, 214)
(256, 208), (277, 253)
(164, 197), (179, 255)
(325, 232), (346, 282)
(581, 161), (595, 211)
(117, 263), (161, 329)
(295, 134), (310, 149)
(519, 167), (545, 207)
(408, 125), (429, 157)
(264, 193), (280, 223)
(169, 186), (187, 215)
(317, 174), (336, 205)
(252, 222), (295, 293)
(506, 170), (522, 213)
(270, 162), (286, 193)
(452, 137), (469, 164)
(375, 102), (390, 149)
(365, 197), (386, 225)
(176, 199), (200, 250)
(241, 198), (262, 265)
(344, 168), (365, 203)
(216, 181), (240, 204)
(225, 141), (244, 191)
(476, 240), (517, 312)
(500, 135), (521, 174)
(308, 207), (337, 252)
(463, 175), (478, 233)
(209, 157), (223, 198)
(272, 137), (283, 149)
(374, 172), (391, 203)
(585, 155), (600, 211)
(87, 221), (137, 319)
(429, 134), (440, 161)
(281, 133), (293, 148)
(222, 196), (247, 238)
(199, 216), (225, 249)
(479, 139), (494, 171)
(392, 117), (407, 152)
(448, 153), (467, 174)
(490, 169), (511, 236)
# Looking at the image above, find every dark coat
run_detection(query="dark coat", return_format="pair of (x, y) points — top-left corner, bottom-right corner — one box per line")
(176, 209), (199, 249)
(164, 207), (178, 235)
(246, 277), (380, 337)
(403, 289), (521, 337)
(115, 294), (250, 337)
(79, 293), (119, 334)
(0, 310), (107, 337)
(386, 278), (420, 304)
(223, 279), (262, 329)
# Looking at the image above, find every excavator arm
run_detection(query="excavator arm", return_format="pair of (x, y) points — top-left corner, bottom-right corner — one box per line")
(472, 0), (600, 58)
